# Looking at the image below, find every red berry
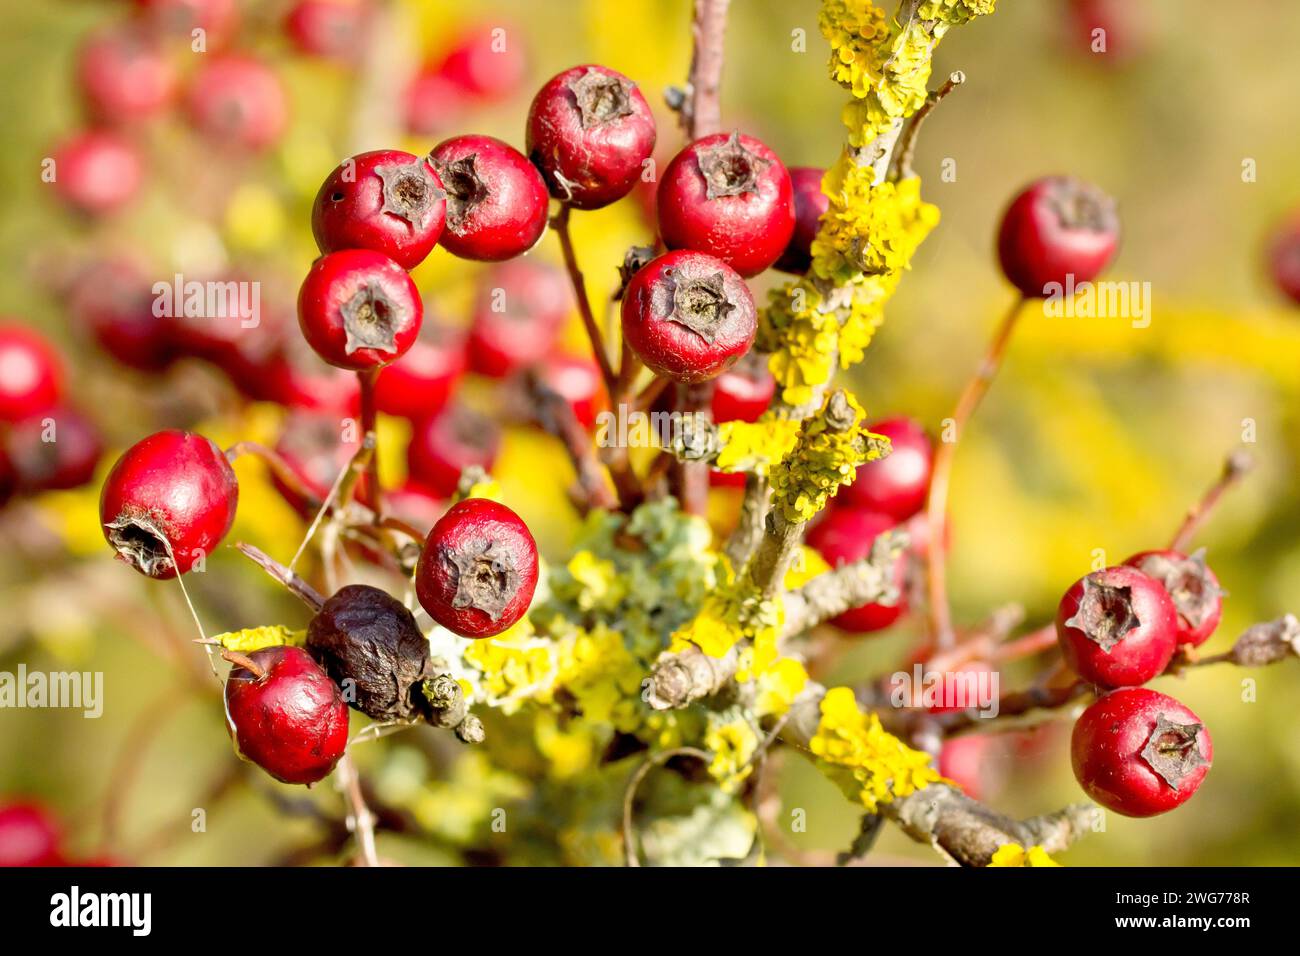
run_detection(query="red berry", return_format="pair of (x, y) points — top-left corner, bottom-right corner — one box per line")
(5, 407), (103, 493)
(223, 645), (349, 785)
(284, 0), (369, 60)
(77, 24), (176, 124)
(1267, 215), (1300, 306)
(374, 321), (465, 420)
(0, 801), (63, 866)
(620, 250), (756, 383)
(406, 404), (501, 498)
(710, 352), (775, 423)
(134, 0), (240, 48)
(437, 24), (527, 101)
(298, 249), (423, 370)
(416, 497), (538, 638)
(312, 150), (447, 271)
(428, 135), (549, 261)
(657, 132), (795, 277)
(1071, 687), (1212, 817)
(1064, 0), (1150, 66)
(50, 130), (143, 216)
(403, 66), (468, 137)
(535, 353), (605, 429)
(237, 336), (361, 415)
(1122, 549), (1223, 647)
(272, 411), (364, 506)
(841, 416), (933, 522)
(67, 259), (174, 372)
(99, 429), (239, 578)
(807, 508), (907, 633)
(185, 55), (287, 152)
(467, 259), (571, 378)
(1055, 565), (1178, 687)
(939, 734), (998, 801)
(774, 166), (828, 274)
(997, 175), (1120, 298)
(526, 64), (657, 210)
(0, 324), (64, 423)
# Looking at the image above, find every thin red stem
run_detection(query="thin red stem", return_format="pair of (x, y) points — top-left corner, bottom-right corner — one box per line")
(552, 204), (617, 392)
(357, 368), (382, 517)
(1169, 451), (1253, 553)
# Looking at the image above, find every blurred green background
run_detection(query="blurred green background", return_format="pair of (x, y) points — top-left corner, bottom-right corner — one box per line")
(2, 0), (1299, 865)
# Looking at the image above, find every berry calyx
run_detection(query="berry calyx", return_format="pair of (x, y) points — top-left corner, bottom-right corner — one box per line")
(807, 508), (907, 634)
(0, 324), (64, 423)
(5, 406), (103, 493)
(297, 249), (423, 370)
(223, 646), (349, 785)
(656, 131), (795, 277)
(1055, 565), (1178, 687)
(374, 321), (465, 421)
(311, 149), (447, 271)
(620, 249), (757, 383)
(416, 497), (539, 638)
(428, 135), (549, 261)
(50, 130), (143, 216)
(406, 404), (501, 499)
(997, 175), (1120, 298)
(185, 54), (288, 152)
(710, 351), (775, 424)
(99, 429), (239, 578)
(467, 259), (571, 378)
(1123, 548), (1224, 647)
(1071, 687), (1212, 817)
(526, 64), (657, 210)
(774, 166), (829, 274)
(840, 416), (933, 522)
(306, 584), (437, 722)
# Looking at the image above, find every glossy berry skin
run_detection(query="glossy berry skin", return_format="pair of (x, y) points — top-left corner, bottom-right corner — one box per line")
(134, 0), (240, 48)
(657, 132), (795, 278)
(774, 166), (828, 274)
(0, 802), (63, 867)
(77, 24), (176, 124)
(374, 322), (465, 420)
(807, 508), (907, 633)
(526, 64), (656, 210)
(0, 324), (64, 423)
(620, 250), (756, 383)
(841, 417), (933, 522)
(298, 249), (423, 371)
(185, 55), (288, 152)
(68, 259), (174, 372)
(224, 646), (349, 785)
(429, 135), (549, 261)
(1071, 688), (1212, 817)
(406, 404), (501, 498)
(1123, 549), (1223, 647)
(284, 0), (369, 60)
(997, 176), (1120, 298)
(5, 407), (103, 493)
(416, 498), (539, 638)
(99, 430), (239, 578)
(1055, 565), (1178, 688)
(312, 150), (446, 271)
(50, 131), (143, 216)
(711, 353), (775, 423)
(467, 259), (571, 377)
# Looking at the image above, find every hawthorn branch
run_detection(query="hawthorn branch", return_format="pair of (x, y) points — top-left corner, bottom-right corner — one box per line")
(551, 205), (617, 392)
(781, 529), (909, 636)
(524, 367), (618, 513)
(890, 70), (964, 181)
(1169, 451), (1254, 552)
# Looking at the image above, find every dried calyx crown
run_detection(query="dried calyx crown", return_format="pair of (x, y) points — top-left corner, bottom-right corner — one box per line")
(660, 267), (736, 343)
(1135, 548), (1224, 629)
(431, 153), (488, 227)
(1140, 713), (1209, 789)
(342, 283), (400, 354)
(105, 512), (174, 576)
(566, 68), (636, 128)
(1046, 176), (1119, 234)
(373, 158), (445, 230)
(1066, 574), (1141, 652)
(444, 538), (519, 621)
(696, 131), (769, 199)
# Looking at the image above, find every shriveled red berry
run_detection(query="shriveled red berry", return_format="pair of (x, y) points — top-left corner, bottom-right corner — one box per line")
(185, 54), (288, 151)
(657, 132), (795, 277)
(223, 645), (349, 785)
(406, 404), (500, 498)
(1055, 565), (1178, 687)
(312, 150), (447, 271)
(437, 24), (527, 101)
(0, 801), (63, 866)
(50, 130), (143, 216)
(711, 352), (775, 423)
(620, 250), (756, 383)
(416, 497), (538, 638)
(0, 324), (64, 423)
(526, 64), (656, 210)
(535, 353), (605, 429)
(99, 429), (239, 578)
(77, 24), (176, 124)
(774, 166), (828, 274)
(1123, 548), (1224, 647)
(67, 259), (174, 372)
(467, 259), (571, 377)
(428, 135), (549, 261)
(5, 407), (103, 493)
(807, 508), (907, 633)
(375, 321), (465, 420)
(284, 0), (369, 60)
(298, 249), (423, 370)
(841, 416), (933, 522)
(134, 0), (240, 48)
(997, 175), (1119, 298)
(1071, 687), (1212, 817)
(307, 584), (437, 721)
